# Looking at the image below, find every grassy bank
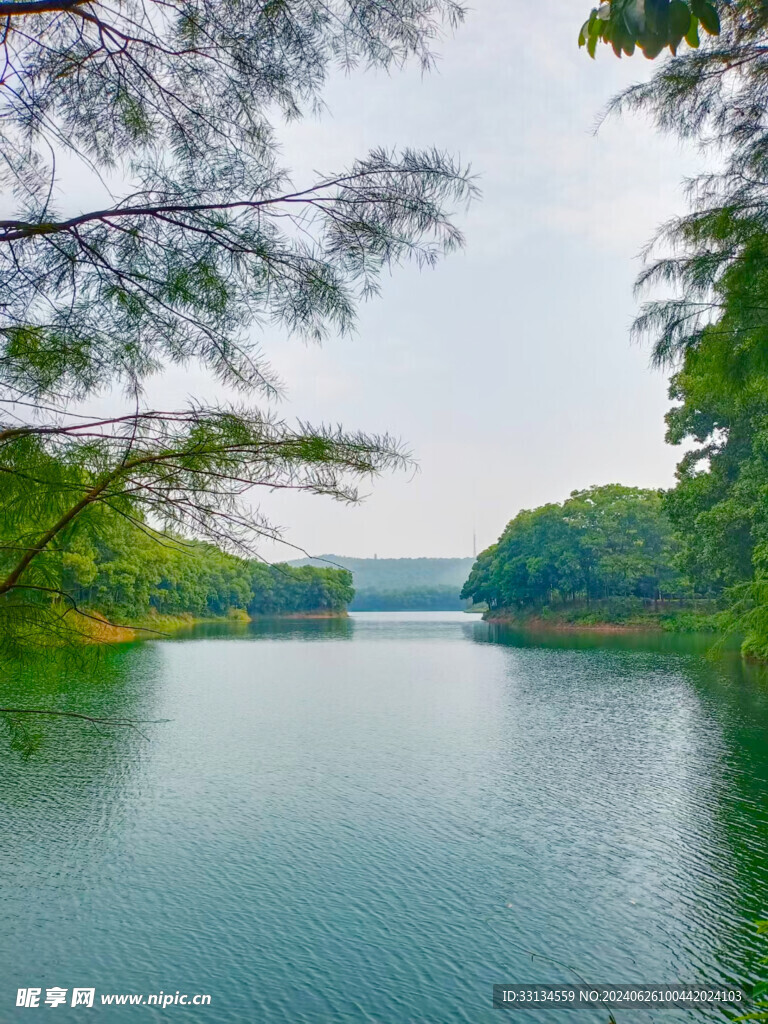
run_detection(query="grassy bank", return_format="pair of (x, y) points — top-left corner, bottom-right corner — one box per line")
(76, 609), (250, 643)
(485, 599), (723, 634)
(78, 607), (351, 643)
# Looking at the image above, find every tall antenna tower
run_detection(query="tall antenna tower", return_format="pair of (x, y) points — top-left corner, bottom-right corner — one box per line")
(472, 527), (477, 559)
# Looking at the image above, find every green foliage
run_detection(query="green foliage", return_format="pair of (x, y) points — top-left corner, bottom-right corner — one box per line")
(737, 922), (768, 1021)
(65, 532), (253, 621)
(0, 712), (43, 759)
(0, 0), (473, 650)
(0, 409), (401, 650)
(483, 597), (720, 630)
(602, 0), (768, 656)
(655, 608), (722, 631)
(249, 564), (353, 616)
(660, 325), (768, 632)
(578, 0), (720, 59)
(0, 490), (354, 645)
(461, 485), (687, 612)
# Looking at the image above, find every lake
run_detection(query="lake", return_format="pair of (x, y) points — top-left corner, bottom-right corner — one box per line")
(1, 611), (768, 1022)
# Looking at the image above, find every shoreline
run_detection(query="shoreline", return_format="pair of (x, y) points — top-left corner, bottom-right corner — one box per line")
(250, 610), (349, 620)
(484, 614), (661, 634)
(483, 609), (722, 635)
(79, 608), (349, 643)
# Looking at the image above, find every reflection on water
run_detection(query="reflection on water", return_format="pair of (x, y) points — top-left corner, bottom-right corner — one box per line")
(1, 613), (767, 1023)
(177, 615), (357, 643)
(477, 619), (735, 655)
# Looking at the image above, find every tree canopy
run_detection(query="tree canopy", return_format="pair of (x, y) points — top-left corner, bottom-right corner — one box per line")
(461, 485), (686, 612)
(58, 510), (354, 622)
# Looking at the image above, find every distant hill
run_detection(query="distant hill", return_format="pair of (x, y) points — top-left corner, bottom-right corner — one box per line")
(288, 555), (475, 611)
(288, 555), (474, 590)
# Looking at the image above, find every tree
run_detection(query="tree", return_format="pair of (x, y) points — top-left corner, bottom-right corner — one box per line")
(663, 323), (764, 591)
(598, 0), (768, 653)
(0, 0), (475, 649)
(57, 513), (354, 621)
(460, 485), (686, 612)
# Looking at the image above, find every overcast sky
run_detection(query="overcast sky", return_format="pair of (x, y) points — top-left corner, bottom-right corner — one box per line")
(90, 0), (703, 560)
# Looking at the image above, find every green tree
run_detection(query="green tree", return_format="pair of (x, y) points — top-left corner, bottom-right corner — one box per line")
(461, 485), (686, 612)
(0, 0), (474, 649)
(592, 0), (768, 654)
(7, 491), (356, 626)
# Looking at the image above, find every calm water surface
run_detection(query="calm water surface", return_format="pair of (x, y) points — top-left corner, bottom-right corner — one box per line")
(1, 612), (768, 1022)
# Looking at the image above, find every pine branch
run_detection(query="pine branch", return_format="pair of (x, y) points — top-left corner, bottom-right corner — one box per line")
(0, 0), (92, 14)
(0, 707), (167, 741)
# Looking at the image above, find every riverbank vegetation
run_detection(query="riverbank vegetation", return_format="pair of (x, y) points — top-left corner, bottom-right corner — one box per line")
(460, 485), (723, 631)
(2, 501), (354, 645)
(63, 514), (354, 622)
(479, 599), (722, 634)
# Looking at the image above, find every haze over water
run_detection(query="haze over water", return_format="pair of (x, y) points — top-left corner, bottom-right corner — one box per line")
(2, 613), (767, 1022)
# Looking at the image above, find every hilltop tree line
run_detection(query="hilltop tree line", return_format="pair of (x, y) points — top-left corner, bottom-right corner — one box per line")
(350, 587), (465, 611)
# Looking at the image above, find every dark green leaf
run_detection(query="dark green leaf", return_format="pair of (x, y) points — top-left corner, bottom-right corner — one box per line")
(640, 32), (667, 57)
(611, 12), (635, 54)
(623, 0), (646, 36)
(669, 1), (692, 38)
(698, 2), (720, 33)
(646, 0), (671, 36)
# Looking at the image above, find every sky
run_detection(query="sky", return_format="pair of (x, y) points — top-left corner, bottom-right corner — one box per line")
(72, 0), (703, 560)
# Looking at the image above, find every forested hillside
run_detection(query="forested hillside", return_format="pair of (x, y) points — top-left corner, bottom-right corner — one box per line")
(67, 519), (353, 622)
(290, 556), (473, 610)
(0, 502), (353, 648)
